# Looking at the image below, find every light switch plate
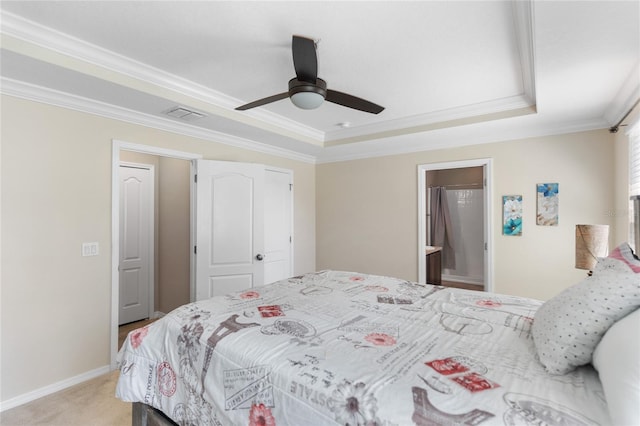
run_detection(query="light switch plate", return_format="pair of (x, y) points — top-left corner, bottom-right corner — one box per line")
(82, 242), (99, 256)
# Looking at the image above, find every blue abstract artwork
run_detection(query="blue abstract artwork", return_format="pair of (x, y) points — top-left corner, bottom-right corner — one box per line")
(503, 195), (523, 236)
(536, 183), (559, 226)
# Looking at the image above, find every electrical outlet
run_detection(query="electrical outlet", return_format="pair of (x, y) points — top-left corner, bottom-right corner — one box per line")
(82, 242), (99, 256)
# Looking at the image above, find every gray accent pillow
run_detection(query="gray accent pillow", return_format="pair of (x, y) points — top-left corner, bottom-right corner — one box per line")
(532, 246), (640, 375)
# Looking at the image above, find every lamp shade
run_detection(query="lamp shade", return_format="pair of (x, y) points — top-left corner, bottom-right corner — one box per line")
(575, 224), (609, 270)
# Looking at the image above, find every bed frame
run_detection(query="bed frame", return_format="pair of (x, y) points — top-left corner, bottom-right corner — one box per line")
(132, 402), (177, 426)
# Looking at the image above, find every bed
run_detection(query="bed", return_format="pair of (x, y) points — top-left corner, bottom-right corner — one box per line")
(116, 245), (640, 426)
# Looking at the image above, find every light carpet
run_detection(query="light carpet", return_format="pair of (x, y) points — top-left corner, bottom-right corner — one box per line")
(0, 371), (130, 426)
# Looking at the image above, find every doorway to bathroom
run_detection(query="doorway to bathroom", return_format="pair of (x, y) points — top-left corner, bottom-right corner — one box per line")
(417, 159), (493, 292)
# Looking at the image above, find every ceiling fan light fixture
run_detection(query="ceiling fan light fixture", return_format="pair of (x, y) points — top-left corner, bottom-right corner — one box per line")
(290, 91), (325, 109)
(288, 78), (327, 110)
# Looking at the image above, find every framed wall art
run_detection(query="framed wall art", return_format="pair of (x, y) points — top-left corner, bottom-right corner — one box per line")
(503, 195), (523, 236)
(536, 183), (559, 226)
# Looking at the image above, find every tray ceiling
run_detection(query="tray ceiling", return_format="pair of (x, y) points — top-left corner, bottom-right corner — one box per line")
(1, 1), (638, 162)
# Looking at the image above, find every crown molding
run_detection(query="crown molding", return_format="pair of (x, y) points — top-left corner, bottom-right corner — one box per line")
(0, 77), (316, 164)
(0, 10), (324, 144)
(324, 95), (533, 143)
(316, 117), (609, 164)
(1, 76), (609, 166)
(604, 61), (640, 126)
(0, 6), (539, 146)
(2, 2), (603, 166)
(513, 0), (537, 106)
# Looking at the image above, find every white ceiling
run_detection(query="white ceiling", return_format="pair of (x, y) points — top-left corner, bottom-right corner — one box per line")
(1, 1), (638, 163)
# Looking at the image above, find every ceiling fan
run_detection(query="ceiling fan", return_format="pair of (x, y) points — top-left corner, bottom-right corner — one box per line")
(236, 35), (384, 114)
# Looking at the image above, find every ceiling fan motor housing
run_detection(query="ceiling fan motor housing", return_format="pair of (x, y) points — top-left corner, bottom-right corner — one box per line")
(288, 78), (327, 98)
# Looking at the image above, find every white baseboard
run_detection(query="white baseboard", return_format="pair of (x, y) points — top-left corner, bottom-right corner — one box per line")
(0, 365), (112, 412)
(152, 311), (166, 319)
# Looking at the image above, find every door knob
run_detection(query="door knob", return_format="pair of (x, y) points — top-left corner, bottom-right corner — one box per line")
(256, 254), (264, 261)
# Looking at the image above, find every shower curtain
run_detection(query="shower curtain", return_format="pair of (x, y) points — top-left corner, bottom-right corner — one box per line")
(443, 188), (485, 284)
(429, 186), (456, 269)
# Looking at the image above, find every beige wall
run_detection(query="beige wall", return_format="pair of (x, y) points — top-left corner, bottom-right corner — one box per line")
(0, 95), (316, 402)
(157, 156), (191, 313)
(317, 129), (618, 301)
(0, 92), (633, 406)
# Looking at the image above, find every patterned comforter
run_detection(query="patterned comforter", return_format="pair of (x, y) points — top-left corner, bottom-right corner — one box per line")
(116, 270), (610, 425)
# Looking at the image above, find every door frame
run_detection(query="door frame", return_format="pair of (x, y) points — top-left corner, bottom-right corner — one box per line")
(119, 162), (155, 324)
(110, 139), (202, 369)
(417, 158), (494, 292)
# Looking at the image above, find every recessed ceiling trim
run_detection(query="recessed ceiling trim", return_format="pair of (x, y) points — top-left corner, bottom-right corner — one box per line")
(0, 10), (325, 144)
(0, 76), (611, 165)
(0, 11), (234, 109)
(316, 117), (610, 164)
(0, 77), (316, 164)
(512, 0), (537, 106)
(604, 61), (640, 126)
(322, 0), (537, 144)
(0, 7), (539, 147)
(1, 2), (629, 165)
(324, 94), (534, 143)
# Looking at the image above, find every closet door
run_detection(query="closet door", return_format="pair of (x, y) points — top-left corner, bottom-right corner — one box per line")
(195, 160), (264, 300)
(119, 164), (153, 324)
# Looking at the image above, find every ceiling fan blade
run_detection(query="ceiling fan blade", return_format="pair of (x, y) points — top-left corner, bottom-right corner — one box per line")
(292, 35), (318, 83)
(235, 92), (289, 111)
(326, 90), (385, 114)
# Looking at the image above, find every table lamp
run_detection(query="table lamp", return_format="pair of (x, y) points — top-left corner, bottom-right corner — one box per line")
(575, 224), (609, 275)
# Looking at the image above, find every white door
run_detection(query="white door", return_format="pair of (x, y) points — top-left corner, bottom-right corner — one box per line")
(264, 169), (293, 284)
(119, 164), (154, 325)
(196, 160), (265, 300)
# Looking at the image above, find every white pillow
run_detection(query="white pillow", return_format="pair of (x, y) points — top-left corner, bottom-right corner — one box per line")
(532, 266), (640, 375)
(592, 307), (640, 426)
